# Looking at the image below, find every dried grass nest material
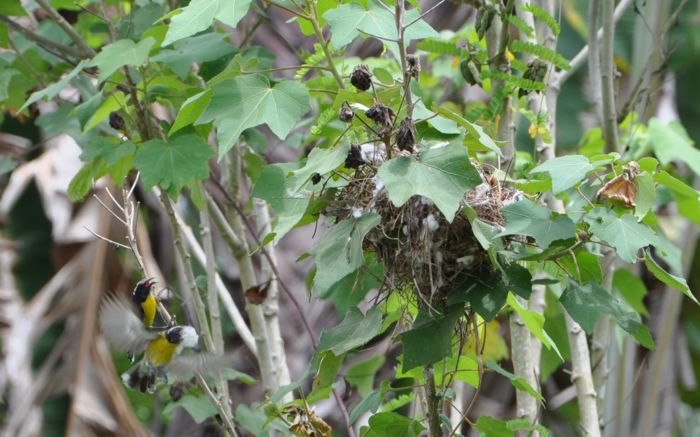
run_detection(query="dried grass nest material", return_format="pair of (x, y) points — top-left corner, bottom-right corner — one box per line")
(325, 147), (524, 302)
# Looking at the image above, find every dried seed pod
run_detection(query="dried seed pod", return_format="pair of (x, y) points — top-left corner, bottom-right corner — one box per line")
(396, 117), (416, 153)
(350, 64), (372, 91)
(109, 111), (126, 130)
(339, 106), (354, 122)
(311, 172), (322, 184)
(345, 144), (365, 169)
(365, 103), (395, 135)
(406, 54), (420, 80)
(460, 57), (481, 85)
(519, 59), (548, 97)
(475, 5), (497, 40)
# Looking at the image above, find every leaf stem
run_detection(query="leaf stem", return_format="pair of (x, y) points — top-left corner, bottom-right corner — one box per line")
(308, 1), (345, 89)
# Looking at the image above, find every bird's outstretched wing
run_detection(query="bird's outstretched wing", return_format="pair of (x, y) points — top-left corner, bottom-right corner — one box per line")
(164, 353), (235, 380)
(99, 296), (158, 355)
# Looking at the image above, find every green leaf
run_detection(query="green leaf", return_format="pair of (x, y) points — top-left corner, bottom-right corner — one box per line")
(351, 390), (383, 424)
(655, 171), (700, 225)
(447, 272), (506, 321)
(583, 208), (658, 264)
(510, 39), (570, 70)
(0, 155), (17, 175)
(505, 263), (532, 299)
(321, 252), (384, 315)
(20, 60), (88, 111)
(134, 134), (214, 195)
(0, 68), (19, 101)
(434, 106), (501, 154)
(634, 172), (656, 220)
(560, 280), (655, 349)
(507, 294), (562, 360)
(644, 250), (697, 304)
(557, 251), (602, 284)
(311, 214), (381, 294)
(198, 74), (310, 156)
(486, 359), (544, 402)
(377, 141), (482, 222)
(152, 32), (236, 78)
(473, 416), (513, 437)
(399, 304), (463, 371)
(324, 1), (436, 56)
(169, 89), (213, 135)
(649, 118), (700, 176)
(163, 0), (252, 46)
(530, 155), (601, 194)
(251, 162), (310, 242)
(362, 412), (424, 437)
(317, 306), (383, 356)
(0, 0), (26, 16)
(85, 91), (127, 132)
(613, 269), (649, 316)
(307, 351), (345, 403)
(499, 199), (576, 249)
(86, 38), (154, 83)
(474, 416), (552, 437)
(289, 143), (350, 191)
(346, 356), (386, 398)
(163, 395), (217, 424)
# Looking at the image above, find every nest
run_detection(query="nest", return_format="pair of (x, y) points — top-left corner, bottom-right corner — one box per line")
(324, 144), (523, 305)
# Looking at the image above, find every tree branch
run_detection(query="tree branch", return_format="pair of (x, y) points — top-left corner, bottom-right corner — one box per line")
(554, 0), (634, 88)
(600, 0), (620, 153)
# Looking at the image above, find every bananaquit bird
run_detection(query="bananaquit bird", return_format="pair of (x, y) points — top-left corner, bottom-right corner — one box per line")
(132, 277), (157, 328)
(99, 296), (230, 393)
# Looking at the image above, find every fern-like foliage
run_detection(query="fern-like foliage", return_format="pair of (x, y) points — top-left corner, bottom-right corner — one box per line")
(310, 106), (337, 136)
(510, 40), (570, 70)
(416, 39), (470, 57)
(482, 70), (545, 92)
(521, 4), (560, 36)
(486, 86), (511, 118)
(295, 43), (328, 81)
(507, 14), (534, 38)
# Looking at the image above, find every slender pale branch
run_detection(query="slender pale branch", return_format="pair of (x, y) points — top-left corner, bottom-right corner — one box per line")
(600, 0), (620, 153)
(554, 0), (634, 87)
(35, 0), (96, 57)
(423, 365), (442, 437)
(0, 15), (85, 58)
(565, 311), (602, 437)
(587, 0), (604, 124)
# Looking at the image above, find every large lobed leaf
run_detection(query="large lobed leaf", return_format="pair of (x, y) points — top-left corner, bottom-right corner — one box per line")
(498, 199), (576, 249)
(377, 141), (482, 222)
(560, 280), (655, 349)
(197, 74), (311, 157)
(134, 134), (214, 195)
(311, 214), (381, 295)
(583, 208), (658, 264)
(162, 0), (252, 46)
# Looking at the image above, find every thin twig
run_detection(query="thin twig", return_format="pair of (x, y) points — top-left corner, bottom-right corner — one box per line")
(554, 0), (634, 87)
(0, 15), (85, 58)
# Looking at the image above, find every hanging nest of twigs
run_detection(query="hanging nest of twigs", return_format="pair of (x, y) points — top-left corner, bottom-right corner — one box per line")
(324, 143), (523, 305)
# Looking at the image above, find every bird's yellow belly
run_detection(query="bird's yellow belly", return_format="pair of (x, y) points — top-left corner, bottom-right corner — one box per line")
(146, 335), (178, 367)
(142, 294), (157, 327)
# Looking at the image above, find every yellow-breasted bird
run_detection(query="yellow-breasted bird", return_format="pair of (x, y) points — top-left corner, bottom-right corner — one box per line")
(132, 277), (157, 328)
(99, 296), (230, 393)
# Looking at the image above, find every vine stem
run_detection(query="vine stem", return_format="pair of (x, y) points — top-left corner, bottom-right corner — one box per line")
(587, 0), (604, 125)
